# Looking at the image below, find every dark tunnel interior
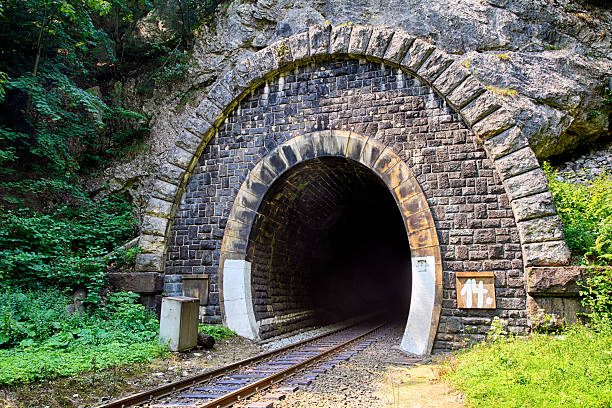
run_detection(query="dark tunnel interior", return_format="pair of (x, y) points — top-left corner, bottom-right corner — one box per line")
(246, 156), (411, 338)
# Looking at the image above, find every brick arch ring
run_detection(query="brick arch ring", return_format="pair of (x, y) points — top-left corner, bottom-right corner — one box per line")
(136, 24), (571, 354)
(219, 130), (442, 355)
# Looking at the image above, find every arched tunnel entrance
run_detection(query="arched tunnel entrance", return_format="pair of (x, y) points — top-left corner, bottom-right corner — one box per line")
(220, 131), (442, 355)
(246, 156), (412, 338)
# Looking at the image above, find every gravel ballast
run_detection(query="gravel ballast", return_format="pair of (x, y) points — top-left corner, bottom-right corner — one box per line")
(236, 323), (433, 408)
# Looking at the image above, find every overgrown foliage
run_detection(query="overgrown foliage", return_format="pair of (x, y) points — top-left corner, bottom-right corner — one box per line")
(0, 0), (223, 296)
(544, 163), (612, 324)
(444, 323), (612, 407)
(0, 195), (136, 296)
(198, 324), (236, 341)
(580, 266), (612, 327)
(0, 289), (164, 384)
(543, 162), (612, 265)
(0, 0), (230, 386)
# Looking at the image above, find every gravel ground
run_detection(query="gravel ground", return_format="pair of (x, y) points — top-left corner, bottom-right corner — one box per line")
(1, 321), (463, 407)
(0, 319), (375, 407)
(237, 323), (464, 408)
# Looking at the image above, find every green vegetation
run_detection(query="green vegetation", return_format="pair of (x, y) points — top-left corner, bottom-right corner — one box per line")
(581, 265), (612, 327)
(199, 324), (236, 340)
(445, 323), (612, 408)
(0, 290), (165, 384)
(543, 162), (612, 265)
(0, 195), (136, 298)
(589, 87), (612, 119)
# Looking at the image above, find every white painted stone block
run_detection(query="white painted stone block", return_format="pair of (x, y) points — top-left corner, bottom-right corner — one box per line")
(401, 256), (436, 355)
(159, 296), (199, 351)
(223, 259), (259, 339)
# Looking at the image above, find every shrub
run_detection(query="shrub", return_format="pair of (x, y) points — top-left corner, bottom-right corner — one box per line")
(543, 162), (612, 265)
(0, 289), (158, 349)
(0, 289), (164, 384)
(580, 266), (612, 326)
(0, 194), (136, 297)
(198, 324), (236, 340)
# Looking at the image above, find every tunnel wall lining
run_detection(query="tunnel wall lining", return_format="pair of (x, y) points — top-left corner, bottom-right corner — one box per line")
(218, 131), (443, 355)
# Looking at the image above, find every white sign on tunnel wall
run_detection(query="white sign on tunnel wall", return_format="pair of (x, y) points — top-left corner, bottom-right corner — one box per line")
(456, 272), (496, 309)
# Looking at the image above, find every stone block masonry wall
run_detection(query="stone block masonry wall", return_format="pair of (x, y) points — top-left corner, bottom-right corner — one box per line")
(165, 58), (527, 348)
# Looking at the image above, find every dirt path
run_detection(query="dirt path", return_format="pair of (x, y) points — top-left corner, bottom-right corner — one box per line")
(375, 361), (465, 408)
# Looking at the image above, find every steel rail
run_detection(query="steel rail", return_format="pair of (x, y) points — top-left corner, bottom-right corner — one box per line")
(96, 320), (375, 408)
(196, 322), (384, 408)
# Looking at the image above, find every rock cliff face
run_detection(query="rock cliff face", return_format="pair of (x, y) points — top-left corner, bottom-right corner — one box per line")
(91, 0), (611, 213)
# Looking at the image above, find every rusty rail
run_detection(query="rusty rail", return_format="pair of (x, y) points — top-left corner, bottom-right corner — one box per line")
(96, 320), (381, 408)
(197, 322), (384, 408)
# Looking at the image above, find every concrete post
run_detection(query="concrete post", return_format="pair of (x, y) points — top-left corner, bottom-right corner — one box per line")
(159, 296), (199, 351)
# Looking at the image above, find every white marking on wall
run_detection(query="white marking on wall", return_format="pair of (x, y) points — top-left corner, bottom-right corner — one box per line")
(460, 278), (493, 308)
(401, 256), (436, 356)
(223, 259), (259, 340)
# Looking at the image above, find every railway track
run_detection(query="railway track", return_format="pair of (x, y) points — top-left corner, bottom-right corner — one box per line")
(96, 321), (388, 408)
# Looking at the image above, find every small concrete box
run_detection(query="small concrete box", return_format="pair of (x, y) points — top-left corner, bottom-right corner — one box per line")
(159, 296), (199, 352)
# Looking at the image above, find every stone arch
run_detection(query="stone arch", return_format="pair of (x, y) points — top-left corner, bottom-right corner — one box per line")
(136, 24), (570, 352)
(218, 131), (442, 355)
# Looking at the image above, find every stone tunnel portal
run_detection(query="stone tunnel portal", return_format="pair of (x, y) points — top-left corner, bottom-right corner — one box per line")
(244, 156), (411, 339)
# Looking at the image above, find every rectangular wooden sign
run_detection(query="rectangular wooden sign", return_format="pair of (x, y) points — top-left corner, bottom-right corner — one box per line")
(182, 274), (210, 306)
(456, 272), (496, 309)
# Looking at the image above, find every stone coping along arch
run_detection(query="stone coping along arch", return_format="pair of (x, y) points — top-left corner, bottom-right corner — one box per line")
(135, 24), (571, 352)
(219, 131), (443, 356)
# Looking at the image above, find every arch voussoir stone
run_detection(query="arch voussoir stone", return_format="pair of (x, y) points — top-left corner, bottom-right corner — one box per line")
(136, 24), (571, 333)
(348, 25), (372, 55)
(503, 168), (549, 200)
(447, 75), (486, 108)
(329, 25), (352, 54)
(417, 49), (454, 83)
(365, 27), (394, 58)
(383, 31), (414, 64)
(402, 38), (435, 71)
(483, 126), (528, 160)
(460, 91), (504, 126)
(432, 61), (470, 95)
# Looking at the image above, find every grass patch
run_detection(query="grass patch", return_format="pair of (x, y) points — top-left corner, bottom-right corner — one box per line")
(198, 324), (236, 341)
(444, 324), (612, 407)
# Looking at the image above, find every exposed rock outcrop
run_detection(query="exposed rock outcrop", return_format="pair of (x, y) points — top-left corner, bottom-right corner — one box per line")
(554, 140), (612, 182)
(90, 0), (612, 213)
